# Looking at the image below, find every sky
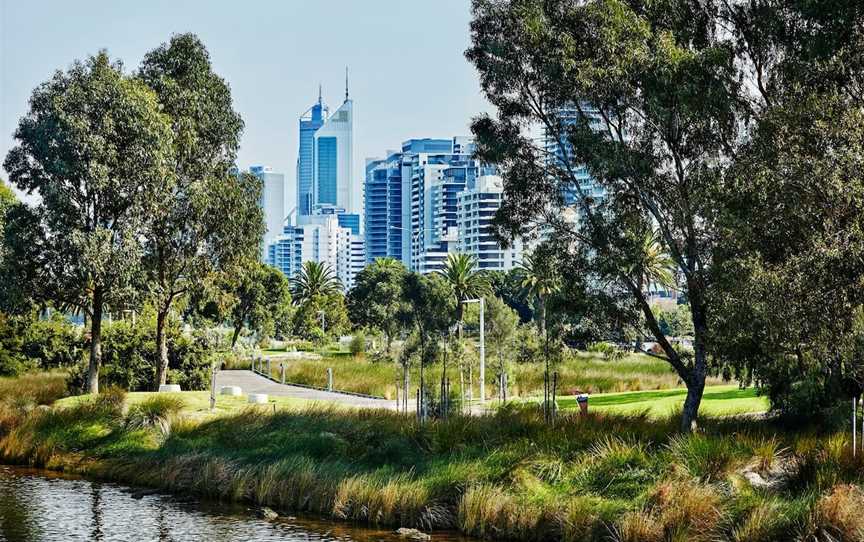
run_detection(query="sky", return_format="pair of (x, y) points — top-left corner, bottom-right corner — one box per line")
(0, 0), (492, 209)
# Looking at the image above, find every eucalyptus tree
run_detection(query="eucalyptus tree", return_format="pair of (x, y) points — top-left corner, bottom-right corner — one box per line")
(467, 0), (748, 429)
(3, 52), (173, 393)
(137, 34), (264, 389)
(347, 258), (408, 355)
(223, 261), (292, 348)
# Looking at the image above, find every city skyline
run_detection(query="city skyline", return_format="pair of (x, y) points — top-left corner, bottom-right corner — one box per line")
(0, 1), (492, 207)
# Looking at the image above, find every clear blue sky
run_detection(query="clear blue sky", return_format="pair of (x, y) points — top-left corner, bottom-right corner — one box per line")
(0, 0), (491, 208)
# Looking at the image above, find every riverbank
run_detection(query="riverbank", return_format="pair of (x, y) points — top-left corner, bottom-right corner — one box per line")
(1, 375), (863, 542)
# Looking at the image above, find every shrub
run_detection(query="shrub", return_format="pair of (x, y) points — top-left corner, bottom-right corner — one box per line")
(68, 319), (214, 393)
(349, 332), (366, 357)
(800, 484), (864, 541)
(126, 395), (185, 435)
(587, 341), (626, 361)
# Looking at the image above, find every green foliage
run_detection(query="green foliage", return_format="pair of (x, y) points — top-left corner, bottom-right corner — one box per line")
(67, 316), (214, 393)
(349, 332), (366, 357)
(437, 253), (490, 322)
(137, 33), (262, 387)
(293, 293), (349, 344)
(211, 261), (292, 348)
(587, 341), (626, 362)
(291, 261), (342, 305)
(0, 312), (81, 376)
(3, 50), (175, 393)
(347, 258), (407, 350)
(652, 303), (693, 338)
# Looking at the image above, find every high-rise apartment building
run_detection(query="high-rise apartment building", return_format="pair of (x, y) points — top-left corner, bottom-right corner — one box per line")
(364, 137), (517, 273)
(544, 103), (608, 220)
(457, 175), (523, 271)
(251, 165), (285, 259)
(267, 211), (365, 291)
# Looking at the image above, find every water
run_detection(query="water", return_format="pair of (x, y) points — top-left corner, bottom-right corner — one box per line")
(0, 466), (466, 542)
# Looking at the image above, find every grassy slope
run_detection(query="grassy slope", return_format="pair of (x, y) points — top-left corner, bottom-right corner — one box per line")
(3, 374), (864, 542)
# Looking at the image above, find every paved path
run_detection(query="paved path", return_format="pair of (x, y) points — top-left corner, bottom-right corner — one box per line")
(215, 370), (397, 410)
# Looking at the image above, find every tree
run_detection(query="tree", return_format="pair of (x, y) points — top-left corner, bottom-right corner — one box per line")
(137, 33), (264, 388)
(488, 269), (533, 323)
(292, 292), (349, 343)
(437, 253), (490, 324)
(467, 0), (744, 430)
(516, 248), (561, 337)
(402, 272), (455, 419)
(3, 52), (173, 393)
(291, 261), (342, 305)
(347, 258), (408, 355)
(484, 295), (519, 400)
(222, 262), (292, 348)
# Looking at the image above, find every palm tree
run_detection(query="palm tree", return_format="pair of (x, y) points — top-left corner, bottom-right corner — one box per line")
(629, 229), (676, 293)
(516, 251), (561, 337)
(291, 261), (342, 305)
(437, 253), (490, 323)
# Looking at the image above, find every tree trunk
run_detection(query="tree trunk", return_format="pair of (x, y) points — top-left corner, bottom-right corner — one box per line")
(681, 296), (709, 431)
(231, 321), (242, 348)
(87, 287), (104, 395)
(537, 296), (546, 337)
(154, 307), (170, 390)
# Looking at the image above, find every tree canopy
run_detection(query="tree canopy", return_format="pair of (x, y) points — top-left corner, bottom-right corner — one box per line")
(3, 52), (173, 393)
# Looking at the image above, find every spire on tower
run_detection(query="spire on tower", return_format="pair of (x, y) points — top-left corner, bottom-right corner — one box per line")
(345, 66), (349, 102)
(318, 83), (322, 105)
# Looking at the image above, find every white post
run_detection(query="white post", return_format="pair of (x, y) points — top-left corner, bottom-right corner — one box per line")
(479, 297), (485, 404)
(327, 368), (334, 391)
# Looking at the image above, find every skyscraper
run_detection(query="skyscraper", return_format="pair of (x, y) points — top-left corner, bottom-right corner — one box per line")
(297, 89), (327, 217)
(251, 165), (285, 259)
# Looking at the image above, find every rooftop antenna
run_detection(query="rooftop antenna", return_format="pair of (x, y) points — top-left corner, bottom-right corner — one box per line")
(318, 83), (323, 105)
(345, 66), (349, 102)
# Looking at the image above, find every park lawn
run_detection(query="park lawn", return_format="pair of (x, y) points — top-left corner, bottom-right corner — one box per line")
(55, 391), (316, 418)
(555, 384), (769, 417)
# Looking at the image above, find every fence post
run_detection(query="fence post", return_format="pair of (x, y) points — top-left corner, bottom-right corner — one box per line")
(327, 368), (333, 391)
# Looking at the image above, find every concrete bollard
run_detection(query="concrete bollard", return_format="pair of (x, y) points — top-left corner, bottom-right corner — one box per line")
(327, 368), (333, 391)
(280, 363), (285, 384)
(220, 386), (242, 396)
(248, 393), (268, 405)
(158, 384), (181, 392)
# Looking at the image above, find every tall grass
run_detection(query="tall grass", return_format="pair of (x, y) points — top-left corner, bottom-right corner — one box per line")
(264, 351), (723, 400)
(3, 373), (864, 541)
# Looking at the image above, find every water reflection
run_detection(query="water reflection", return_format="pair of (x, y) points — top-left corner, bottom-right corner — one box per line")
(0, 466), (469, 542)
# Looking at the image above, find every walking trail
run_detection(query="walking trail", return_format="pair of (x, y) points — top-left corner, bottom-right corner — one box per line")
(215, 369), (397, 410)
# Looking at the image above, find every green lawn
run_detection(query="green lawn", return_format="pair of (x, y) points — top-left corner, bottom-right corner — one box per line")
(553, 384), (769, 417)
(55, 391), (316, 418)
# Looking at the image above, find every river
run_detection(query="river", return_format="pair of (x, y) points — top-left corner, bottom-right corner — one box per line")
(0, 466), (468, 542)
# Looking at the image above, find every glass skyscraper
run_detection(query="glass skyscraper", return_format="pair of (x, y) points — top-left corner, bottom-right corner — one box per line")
(297, 91), (327, 216)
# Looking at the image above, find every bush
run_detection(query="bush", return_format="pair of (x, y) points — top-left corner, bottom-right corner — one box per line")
(349, 332), (366, 357)
(68, 318), (215, 393)
(587, 341), (626, 361)
(126, 395), (185, 435)
(0, 311), (81, 376)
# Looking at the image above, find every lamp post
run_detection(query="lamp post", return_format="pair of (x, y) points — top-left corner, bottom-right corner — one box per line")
(462, 297), (485, 404)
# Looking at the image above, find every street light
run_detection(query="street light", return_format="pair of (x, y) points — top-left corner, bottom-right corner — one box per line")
(462, 297), (485, 404)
